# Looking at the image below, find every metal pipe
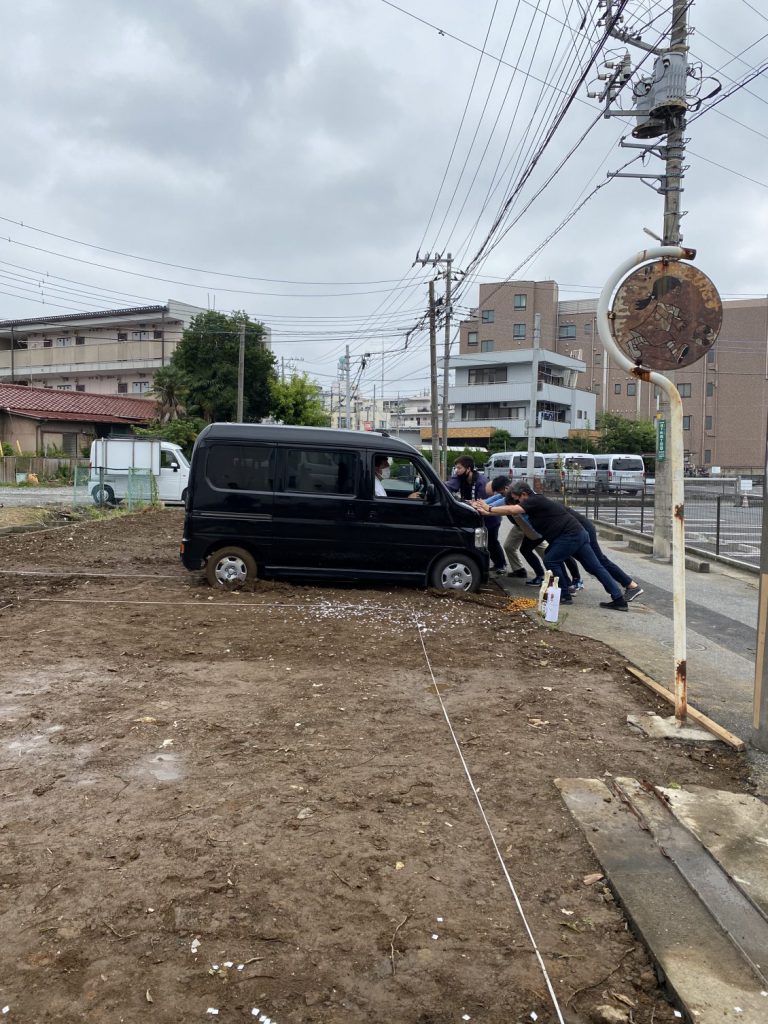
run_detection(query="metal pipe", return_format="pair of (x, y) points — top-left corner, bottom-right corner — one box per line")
(596, 245), (694, 722)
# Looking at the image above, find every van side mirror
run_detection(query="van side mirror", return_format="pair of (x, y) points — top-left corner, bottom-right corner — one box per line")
(170, 461), (179, 472)
(424, 482), (436, 502)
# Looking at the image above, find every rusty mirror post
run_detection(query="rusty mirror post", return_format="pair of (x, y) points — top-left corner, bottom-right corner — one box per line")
(596, 248), (723, 723)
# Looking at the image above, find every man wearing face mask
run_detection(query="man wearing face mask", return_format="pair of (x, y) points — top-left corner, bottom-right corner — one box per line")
(444, 455), (489, 503)
(374, 455), (391, 497)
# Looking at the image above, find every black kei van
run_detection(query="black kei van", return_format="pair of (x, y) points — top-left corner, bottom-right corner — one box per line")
(180, 424), (489, 592)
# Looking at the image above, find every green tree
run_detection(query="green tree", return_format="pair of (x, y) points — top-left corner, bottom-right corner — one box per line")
(150, 365), (189, 423)
(489, 428), (514, 453)
(170, 310), (276, 422)
(596, 412), (656, 454)
(270, 374), (330, 426)
(133, 417), (207, 458)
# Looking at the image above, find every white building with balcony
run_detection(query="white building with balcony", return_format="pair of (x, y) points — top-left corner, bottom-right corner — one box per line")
(448, 350), (596, 445)
(0, 300), (271, 397)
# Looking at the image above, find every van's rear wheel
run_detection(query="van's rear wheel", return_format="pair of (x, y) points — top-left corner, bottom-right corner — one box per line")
(206, 546), (257, 588)
(91, 484), (116, 507)
(430, 554), (481, 593)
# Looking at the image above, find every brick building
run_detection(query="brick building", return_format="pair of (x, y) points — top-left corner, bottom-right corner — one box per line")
(459, 281), (768, 472)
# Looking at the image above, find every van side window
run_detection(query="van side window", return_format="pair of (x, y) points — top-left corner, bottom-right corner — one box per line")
(283, 449), (357, 495)
(206, 444), (274, 491)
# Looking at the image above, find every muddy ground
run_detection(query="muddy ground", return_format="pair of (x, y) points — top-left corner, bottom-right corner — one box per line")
(0, 509), (754, 1023)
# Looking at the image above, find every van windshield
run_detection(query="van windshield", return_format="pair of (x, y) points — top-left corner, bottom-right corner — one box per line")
(613, 457), (644, 471)
(566, 457), (596, 469)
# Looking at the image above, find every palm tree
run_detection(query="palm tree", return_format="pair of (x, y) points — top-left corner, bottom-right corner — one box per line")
(151, 367), (188, 423)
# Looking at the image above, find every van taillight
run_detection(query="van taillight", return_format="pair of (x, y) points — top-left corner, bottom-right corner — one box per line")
(179, 542), (185, 555)
(608, 470), (613, 479)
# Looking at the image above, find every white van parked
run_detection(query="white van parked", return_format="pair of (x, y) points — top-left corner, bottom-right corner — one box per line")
(88, 437), (190, 506)
(485, 451), (545, 483)
(595, 453), (646, 494)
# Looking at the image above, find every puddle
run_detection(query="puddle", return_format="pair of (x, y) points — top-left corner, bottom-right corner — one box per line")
(143, 752), (183, 782)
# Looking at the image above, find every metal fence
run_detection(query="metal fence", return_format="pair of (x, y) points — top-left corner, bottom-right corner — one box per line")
(554, 480), (762, 569)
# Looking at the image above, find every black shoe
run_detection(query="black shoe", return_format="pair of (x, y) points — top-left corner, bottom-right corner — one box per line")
(510, 569), (528, 578)
(624, 586), (644, 602)
(600, 597), (629, 611)
(526, 576), (544, 586)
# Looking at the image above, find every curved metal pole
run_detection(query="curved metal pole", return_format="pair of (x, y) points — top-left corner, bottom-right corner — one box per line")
(596, 246), (695, 722)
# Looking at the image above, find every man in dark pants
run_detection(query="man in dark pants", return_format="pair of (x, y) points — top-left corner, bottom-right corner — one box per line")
(474, 483), (629, 610)
(567, 507), (644, 602)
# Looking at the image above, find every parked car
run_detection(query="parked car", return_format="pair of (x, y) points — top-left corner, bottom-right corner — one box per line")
(180, 424), (490, 592)
(595, 454), (646, 494)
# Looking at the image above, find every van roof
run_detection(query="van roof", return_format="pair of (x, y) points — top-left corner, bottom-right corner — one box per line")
(198, 422), (420, 454)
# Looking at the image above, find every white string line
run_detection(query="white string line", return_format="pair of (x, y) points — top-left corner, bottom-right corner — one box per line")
(0, 569), (186, 579)
(7, 597), (413, 610)
(415, 621), (566, 1024)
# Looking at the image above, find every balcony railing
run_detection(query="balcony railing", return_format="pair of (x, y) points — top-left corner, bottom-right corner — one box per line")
(0, 339), (178, 376)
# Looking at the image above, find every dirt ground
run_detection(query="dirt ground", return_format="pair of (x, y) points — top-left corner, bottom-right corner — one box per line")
(0, 509), (755, 1023)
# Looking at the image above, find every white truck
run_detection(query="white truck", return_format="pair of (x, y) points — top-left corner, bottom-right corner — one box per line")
(88, 437), (190, 506)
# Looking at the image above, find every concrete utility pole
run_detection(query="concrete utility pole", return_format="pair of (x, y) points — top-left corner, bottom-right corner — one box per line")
(596, 0), (691, 560)
(428, 279), (440, 471)
(441, 252), (453, 480)
(236, 321), (245, 422)
(345, 344), (351, 430)
(413, 252), (461, 478)
(526, 313), (541, 486)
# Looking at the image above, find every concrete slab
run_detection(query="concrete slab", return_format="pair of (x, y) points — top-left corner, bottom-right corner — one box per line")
(556, 777), (768, 1020)
(614, 777), (768, 986)
(657, 785), (768, 921)
(627, 711), (719, 744)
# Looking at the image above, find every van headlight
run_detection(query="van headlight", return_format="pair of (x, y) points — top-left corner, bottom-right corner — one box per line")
(474, 527), (487, 550)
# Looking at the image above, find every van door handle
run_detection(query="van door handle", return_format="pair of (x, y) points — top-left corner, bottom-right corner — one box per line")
(367, 511), (379, 521)
(345, 508), (357, 519)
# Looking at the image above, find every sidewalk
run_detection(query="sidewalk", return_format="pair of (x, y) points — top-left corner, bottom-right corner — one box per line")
(493, 522), (768, 792)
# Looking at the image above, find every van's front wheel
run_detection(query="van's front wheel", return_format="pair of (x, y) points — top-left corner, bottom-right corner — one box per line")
(206, 546), (257, 588)
(430, 554), (481, 593)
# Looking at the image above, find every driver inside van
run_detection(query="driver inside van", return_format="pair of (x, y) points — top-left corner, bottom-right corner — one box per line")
(374, 455), (390, 497)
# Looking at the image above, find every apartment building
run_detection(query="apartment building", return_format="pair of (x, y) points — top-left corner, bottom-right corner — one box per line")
(460, 280), (768, 472)
(0, 300), (207, 397)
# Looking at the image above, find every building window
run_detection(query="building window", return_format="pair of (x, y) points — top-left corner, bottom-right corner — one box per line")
(704, 449), (712, 463)
(678, 383), (691, 397)
(682, 415), (691, 430)
(132, 331), (151, 341)
(467, 331), (478, 345)
(584, 323), (592, 334)
(468, 367), (507, 385)
(513, 323), (526, 339)
(707, 351), (715, 364)
(75, 336), (85, 345)
(153, 330), (164, 340)
(593, 384), (600, 394)
(43, 339), (52, 348)
(558, 324), (576, 339)
(117, 332), (128, 341)
(131, 381), (151, 394)
(513, 294), (527, 309)
(56, 337), (71, 347)
(480, 339), (494, 352)
(117, 382), (128, 394)
(57, 384), (73, 390)
(627, 382), (637, 396)
(705, 414), (713, 430)
(481, 309), (495, 323)
(706, 381), (714, 397)
(614, 383), (621, 394)
(75, 384), (86, 392)
(577, 409), (583, 419)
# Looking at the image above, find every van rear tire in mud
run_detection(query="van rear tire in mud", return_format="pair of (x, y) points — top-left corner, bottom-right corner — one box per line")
(205, 546), (257, 588)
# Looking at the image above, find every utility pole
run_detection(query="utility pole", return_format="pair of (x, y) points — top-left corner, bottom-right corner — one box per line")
(413, 252), (462, 478)
(236, 321), (245, 422)
(428, 279), (440, 471)
(441, 252), (453, 479)
(594, 0), (692, 559)
(345, 344), (351, 430)
(526, 313), (541, 486)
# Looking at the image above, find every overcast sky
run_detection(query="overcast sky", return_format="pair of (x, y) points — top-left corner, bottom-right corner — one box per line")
(0, 0), (766, 399)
